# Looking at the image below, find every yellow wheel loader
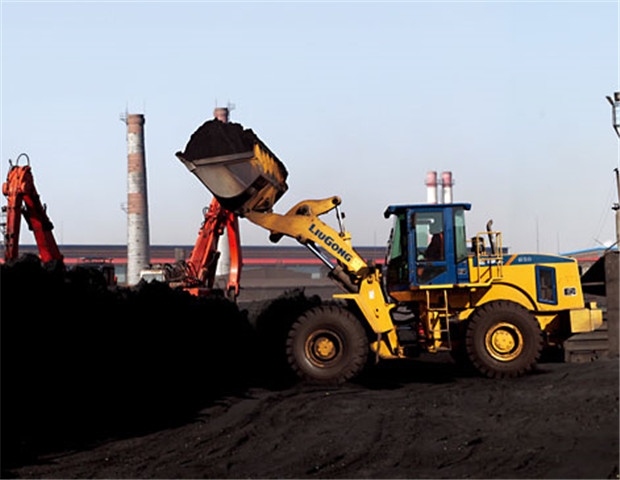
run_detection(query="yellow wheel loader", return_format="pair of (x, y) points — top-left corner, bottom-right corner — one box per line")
(177, 119), (603, 383)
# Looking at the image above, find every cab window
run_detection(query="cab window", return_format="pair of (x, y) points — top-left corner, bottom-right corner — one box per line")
(413, 211), (444, 261)
(536, 266), (557, 305)
(454, 208), (468, 263)
(413, 211), (446, 284)
(386, 214), (409, 287)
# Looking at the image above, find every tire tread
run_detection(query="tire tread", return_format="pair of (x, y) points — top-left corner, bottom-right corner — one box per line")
(286, 305), (368, 384)
(465, 300), (543, 379)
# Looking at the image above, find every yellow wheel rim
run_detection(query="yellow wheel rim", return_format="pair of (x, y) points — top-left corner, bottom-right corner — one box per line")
(484, 322), (523, 362)
(305, 330), (342, 367)
(314, 337), (336, 359)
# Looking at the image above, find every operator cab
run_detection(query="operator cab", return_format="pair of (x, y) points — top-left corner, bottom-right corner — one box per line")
(384, 203), (471, 292)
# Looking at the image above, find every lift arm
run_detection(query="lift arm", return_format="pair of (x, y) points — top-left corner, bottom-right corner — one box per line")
(2, 155), (63, 264)
(245, 196), (368, 292)
(245, 195), (399, 357)
(176, 120), (399, 356)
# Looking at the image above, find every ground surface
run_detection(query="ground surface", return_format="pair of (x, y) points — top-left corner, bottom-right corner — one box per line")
(9, 357), (619, 479)
(2, 261), (618, 479)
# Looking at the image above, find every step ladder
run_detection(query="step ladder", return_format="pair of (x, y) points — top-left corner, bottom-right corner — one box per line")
(425, 289), (452, 352)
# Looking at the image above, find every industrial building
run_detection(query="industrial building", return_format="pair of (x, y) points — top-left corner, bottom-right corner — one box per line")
(1, 244), (387, 286)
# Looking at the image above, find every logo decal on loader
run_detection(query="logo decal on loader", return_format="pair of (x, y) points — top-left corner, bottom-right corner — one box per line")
(309, 223), (353, 263)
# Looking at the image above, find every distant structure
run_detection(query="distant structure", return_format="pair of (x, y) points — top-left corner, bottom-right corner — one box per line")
(425, 171), (438, 204)
(213, 107), (230, 123)
(123, 113), (150, 286)
(425, 171), (454, 204)
(214, 106), (231, 279)
(441, 171), (454, 203)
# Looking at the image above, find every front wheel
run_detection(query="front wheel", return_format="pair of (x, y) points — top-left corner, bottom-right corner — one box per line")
(286, 305), (369, 384)
(465, 301), (543, 378)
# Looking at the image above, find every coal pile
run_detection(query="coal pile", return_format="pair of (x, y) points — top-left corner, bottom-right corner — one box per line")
(178, 119), (287, 176)
(3, 260), (619, 479)
(252, 289), (323, 387)
(1, 256), (254, 468)
(179, 119), (258, 160)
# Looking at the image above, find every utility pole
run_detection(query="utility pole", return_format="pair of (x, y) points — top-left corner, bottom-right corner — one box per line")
(614, 167), (620, 249)
(605, 91), (620, 359)
(606, 91), (620, 139)
(606, 92), (620, 247)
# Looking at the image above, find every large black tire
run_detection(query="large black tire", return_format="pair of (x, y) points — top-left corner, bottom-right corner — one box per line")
(449, 322), (475, 373)
(465, 301), (543, 379)
(286, 305), (369, 384)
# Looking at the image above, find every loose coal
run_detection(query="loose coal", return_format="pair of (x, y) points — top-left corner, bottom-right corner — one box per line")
(179, 119), (260, 160)
(1, 256), (254, 467)
(252, 289), (323, 387)
(177, 119), (288, 179)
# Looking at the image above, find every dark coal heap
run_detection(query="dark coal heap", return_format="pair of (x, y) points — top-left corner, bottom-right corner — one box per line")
(180, 119), (260, 161)
(253, 289), (323, 388)
(1, 256), (255, 466)
(177, 119), (288, 181)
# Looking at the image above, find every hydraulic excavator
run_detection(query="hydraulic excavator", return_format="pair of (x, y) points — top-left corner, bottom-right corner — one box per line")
(177, 119), (603, 383)
(2, 154), (63, 266)
(141, 196), (242, 299)
(139, 117), (244, 299)
(178, 197), (241, 298)
(2, 154), (117, 285)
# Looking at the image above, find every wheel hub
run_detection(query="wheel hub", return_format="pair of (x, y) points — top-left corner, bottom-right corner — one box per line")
(305, 330), (342, 366)
(484, 322), (524, 362)
(313, 337), (337, 360)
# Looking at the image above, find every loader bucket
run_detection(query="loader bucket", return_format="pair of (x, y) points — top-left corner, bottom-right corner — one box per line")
(177, 120), (288, 214)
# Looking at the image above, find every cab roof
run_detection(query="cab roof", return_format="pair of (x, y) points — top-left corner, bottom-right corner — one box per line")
(384, 203), (472, 219)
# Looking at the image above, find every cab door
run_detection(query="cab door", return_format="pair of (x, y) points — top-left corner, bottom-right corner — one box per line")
(410, 208), (457, 286)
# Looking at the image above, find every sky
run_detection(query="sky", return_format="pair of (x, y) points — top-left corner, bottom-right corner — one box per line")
(1, 0), (619, 255)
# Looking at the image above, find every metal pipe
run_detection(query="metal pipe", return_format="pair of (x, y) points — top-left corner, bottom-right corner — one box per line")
(304, 242), (358, 293)
(606, 92), (620, 138)
(305, 242), (335, 270)
(614, 167), (619, 248)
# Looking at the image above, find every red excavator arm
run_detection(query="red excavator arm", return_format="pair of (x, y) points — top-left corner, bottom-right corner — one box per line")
(2, 154), (63, 265)
(175, 197), (241, 299)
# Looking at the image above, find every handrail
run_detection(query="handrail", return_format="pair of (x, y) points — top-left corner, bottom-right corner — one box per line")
(473, 231), (503, 283)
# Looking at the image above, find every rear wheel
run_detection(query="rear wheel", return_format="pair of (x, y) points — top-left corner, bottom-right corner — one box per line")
(286, 305), (369, 384)
(465, 301), (543, 378)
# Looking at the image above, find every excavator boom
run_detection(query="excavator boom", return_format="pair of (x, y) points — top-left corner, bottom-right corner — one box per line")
(2, 155), (63, 264)
(182, 197), (242, 298)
